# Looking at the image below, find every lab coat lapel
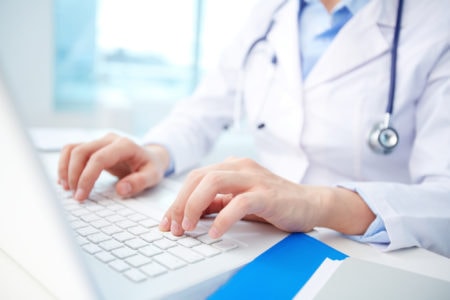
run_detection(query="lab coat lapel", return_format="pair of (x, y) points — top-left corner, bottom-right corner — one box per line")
(268, 0), (303, 100)
(262, 0), (311, 183)
(304, 0), (396, 89)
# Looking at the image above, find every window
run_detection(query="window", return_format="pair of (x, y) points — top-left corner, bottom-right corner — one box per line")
(54, 0), (258, 134)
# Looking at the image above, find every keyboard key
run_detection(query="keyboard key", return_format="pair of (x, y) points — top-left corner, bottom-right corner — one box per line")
(109, 260), (131, 272)
(105, 214), (126, 223)
(115, 220), (137, 229)
(71, 220), (88, 229)
(90, 219), (110, 229)
(139, 218), (159, 228)
(192, 244), (221, 257)
(153, 253), (187, 270)
(76, 235), (89, 245)
(99, 239), (123, 251)
(77, 226), (98, 237)
(125, 254), (151, 268)
(125, 238), (148, 250)
(185, 226), (208, 238)
(95, 251), (115, 263)
(140, 262), (167, 277)
(124, 269), (147, 283)
(168, 246), (203, 263)
(101, 225), (123, 235)
(213, 240), (239, 252)
(197, 234), (222, 245)
(71, 208), (90, 217)
(87, 232), (111, 244)
(80, 213), (101, 223)
(106, 203), (125, 212)
(95, 209), (115, 218)
(140, 230), (163, 243)
(138, 245), (162, 257)
(163, 232), (185, 241)
(177, 237), (201, 248)
(153, 238), (177, 250)
(83, 202), (104, 212)
(113, 231), (135, 242)
(116, 208), (135, 216)
(82, 243), (102, 254)
(128, 225), (149, 236)
(112, 247), (136, 259)
(128, 213), (147, 222)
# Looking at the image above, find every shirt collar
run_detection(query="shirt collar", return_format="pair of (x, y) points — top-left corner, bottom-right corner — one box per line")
(302, 0), (370, 16)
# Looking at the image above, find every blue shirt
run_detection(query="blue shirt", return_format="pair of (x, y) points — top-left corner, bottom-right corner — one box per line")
(299, 0), (370, 78)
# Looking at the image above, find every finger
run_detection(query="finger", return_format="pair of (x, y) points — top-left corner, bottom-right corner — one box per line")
(182, 171), (250, 232)
(67, 137), (113, 193)
(75, 138), (135, 200)
(202, 194), (233, 215)
(209, 191), (262, 238)
(162, 168), (208, 235)
(58, 143), (79, 190)
(116, 163), (162, 197)
(161, 159), (247, 235)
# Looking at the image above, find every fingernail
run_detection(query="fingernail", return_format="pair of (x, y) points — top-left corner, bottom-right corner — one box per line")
(61, 179), (68, 190)
(159, 216), (169, 230)
(209, 226), (220, 239)
(118, 182), (132, 196)
(74, 188), (85, 201)
(171, 220), (182, 235)
(182, 217), (192, 231)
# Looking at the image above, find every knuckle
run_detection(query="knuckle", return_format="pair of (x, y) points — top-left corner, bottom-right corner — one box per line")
(104, 132), (118, 140)
(235, 194), (252, 211)
(170, 204), (185, 220)
(89, 151), (107, 166)
(203, 172), (223, 188)
(186, 169), (204, 183)
(224, 156), (238, 162)
(61, 143), (76, 153)
(239, 157), (257, 167)
(71, 145), (87, 158)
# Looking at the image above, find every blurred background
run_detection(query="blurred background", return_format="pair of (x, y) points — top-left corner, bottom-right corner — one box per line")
(0, 0), (258, 136)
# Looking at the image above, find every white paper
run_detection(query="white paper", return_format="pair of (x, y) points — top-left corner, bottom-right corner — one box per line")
(293, 258), (343, 300)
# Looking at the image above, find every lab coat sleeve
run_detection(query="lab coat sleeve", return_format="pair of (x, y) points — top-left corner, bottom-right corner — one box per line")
(140, 66), (236, 174)
(340, 43), (450, 257)
(141, 1), (281, 174)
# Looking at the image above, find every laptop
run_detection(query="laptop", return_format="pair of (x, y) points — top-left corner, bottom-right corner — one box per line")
(0, 72), (287, 299)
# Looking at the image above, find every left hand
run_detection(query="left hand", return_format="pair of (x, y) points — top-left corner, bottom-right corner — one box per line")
(159, 157), (327, 238)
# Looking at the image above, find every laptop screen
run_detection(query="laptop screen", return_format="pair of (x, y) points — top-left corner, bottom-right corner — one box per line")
(0, 73), (99, 300)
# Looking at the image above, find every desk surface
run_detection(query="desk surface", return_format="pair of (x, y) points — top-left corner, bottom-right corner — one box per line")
(2, 133), (450, 299)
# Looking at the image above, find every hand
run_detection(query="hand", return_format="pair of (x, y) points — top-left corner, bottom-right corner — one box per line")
(159, 157), (322, 237)
(159, 157), (375, 238)
(58, 133), (171, 201)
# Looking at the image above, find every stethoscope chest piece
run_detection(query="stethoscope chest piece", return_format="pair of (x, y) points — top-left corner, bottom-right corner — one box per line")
(368, 121), (399, 154)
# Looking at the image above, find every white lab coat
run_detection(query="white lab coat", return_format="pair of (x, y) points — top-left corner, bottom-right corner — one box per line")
(144, 0), (450, 257)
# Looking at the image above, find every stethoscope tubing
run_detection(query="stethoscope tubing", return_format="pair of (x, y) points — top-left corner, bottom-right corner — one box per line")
(234, 0), (404, 154)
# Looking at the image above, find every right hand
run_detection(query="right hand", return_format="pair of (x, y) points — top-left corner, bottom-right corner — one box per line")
(57, 133), (171, 201)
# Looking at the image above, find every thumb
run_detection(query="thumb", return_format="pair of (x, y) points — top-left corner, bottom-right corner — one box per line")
(116, 167), (162, 197)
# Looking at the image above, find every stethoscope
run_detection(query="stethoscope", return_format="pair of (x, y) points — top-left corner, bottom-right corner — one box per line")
(234, 0), (404, 155)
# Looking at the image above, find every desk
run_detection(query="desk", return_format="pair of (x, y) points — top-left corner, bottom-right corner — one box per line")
(2, 131), (450, 299)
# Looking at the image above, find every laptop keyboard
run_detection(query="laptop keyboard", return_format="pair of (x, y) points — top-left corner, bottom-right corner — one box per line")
(57, 186), (239, 283)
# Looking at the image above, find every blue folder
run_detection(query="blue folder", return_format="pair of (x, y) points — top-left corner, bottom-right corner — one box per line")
(209, 233), (347, 299)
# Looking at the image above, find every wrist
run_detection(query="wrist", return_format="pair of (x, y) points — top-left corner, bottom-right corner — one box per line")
(316, 187), (375, 235)
(145, 144), (172, 175)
